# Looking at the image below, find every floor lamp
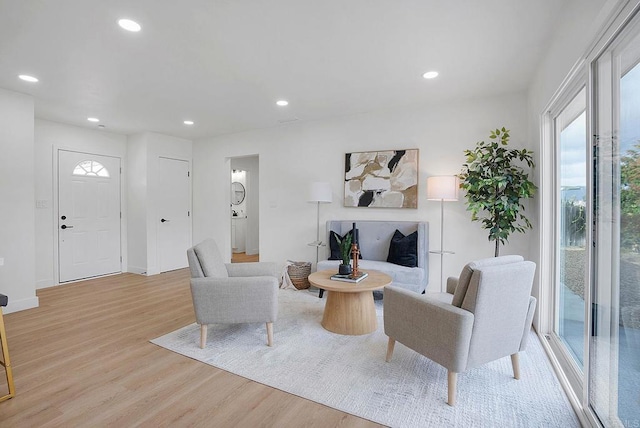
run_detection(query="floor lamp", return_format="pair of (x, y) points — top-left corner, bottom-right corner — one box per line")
(427, 176), (459, 292)
(307, 182), (333, 269)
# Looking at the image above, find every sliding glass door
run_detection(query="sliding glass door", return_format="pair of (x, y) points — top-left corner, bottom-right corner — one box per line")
(546, 7), (640, 427)
(591, 11), (640, 426)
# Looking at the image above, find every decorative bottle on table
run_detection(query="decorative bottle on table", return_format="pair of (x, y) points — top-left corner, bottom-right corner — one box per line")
(351, 222), (360, 278)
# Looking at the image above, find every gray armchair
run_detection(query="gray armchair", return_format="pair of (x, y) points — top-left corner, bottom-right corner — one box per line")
(187, 239), (279, 349)
(384, 255), (536, 405)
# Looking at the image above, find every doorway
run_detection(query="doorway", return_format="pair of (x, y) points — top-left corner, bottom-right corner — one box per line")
(230, 156), (259, 262)
(58, 150), (121, 282)
(158, 157), (191, 272)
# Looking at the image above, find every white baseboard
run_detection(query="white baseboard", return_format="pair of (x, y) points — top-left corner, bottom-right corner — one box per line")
(36, 278), (55, 289)
(3, 296), (39, 314)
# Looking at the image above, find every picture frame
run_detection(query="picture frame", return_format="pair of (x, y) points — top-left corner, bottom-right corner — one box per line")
(344, 149), (418, 208)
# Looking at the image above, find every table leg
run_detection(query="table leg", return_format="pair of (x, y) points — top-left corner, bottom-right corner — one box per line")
(321, 290), (377, 335)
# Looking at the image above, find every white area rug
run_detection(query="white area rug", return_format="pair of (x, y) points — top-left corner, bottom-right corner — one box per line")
(151, 289), (579, 427)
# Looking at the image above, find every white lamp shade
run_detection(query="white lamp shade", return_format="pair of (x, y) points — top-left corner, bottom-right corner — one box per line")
(308, 181), (333, 203)
(427, 176), (459, 201)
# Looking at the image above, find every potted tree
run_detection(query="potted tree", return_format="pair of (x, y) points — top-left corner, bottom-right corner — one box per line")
(459, 127), (537, 256)
(336, 232), (353, 275)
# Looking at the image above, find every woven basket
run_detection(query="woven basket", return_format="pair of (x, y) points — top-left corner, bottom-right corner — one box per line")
(287, 261), (312, 290)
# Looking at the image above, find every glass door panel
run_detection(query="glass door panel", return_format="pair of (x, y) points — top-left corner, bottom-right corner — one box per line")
(591, 12), (640, 426)
(556, 89), (587, 370)
(617, 52), (640, 427)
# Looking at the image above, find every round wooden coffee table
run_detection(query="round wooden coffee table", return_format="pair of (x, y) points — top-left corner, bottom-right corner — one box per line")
(308, 269), (391, 335)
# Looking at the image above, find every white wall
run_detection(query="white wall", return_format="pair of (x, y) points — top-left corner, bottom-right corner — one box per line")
(528, 0), (617, 119)
(231, 156), (259, 255)
(193, 92), (532, 291)
(126, 132), (192, 275)
(126, 133), (148, 273)
(33, 119), (128, 288)
(0, 88), (37, 313)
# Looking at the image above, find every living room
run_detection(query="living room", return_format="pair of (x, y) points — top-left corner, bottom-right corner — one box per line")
(1, 1), (638, 426)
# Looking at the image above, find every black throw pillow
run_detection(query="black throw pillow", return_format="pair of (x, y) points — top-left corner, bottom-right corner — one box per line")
(328, 230), (362, 260)
(387, 229), (418, 268)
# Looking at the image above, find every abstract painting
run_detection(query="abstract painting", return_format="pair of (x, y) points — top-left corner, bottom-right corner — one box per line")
(344, 149), (418, 208)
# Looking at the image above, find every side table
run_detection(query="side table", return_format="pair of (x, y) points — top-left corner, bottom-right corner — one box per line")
(308, 270), (391, 335)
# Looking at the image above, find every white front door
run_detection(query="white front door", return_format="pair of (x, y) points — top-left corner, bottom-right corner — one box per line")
(58, 150), (121, 282)
(158, 157), (191, 272)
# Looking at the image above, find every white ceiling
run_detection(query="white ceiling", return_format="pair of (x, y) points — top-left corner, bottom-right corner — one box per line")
(0, 0), (565, 140)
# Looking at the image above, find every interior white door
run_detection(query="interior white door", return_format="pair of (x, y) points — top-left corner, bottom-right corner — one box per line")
(158, 157), (191, 272)
(58, 150), (121, 282)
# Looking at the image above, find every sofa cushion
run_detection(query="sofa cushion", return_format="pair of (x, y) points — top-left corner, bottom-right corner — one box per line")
(387, 229), (418, 267)
(193, 239), (229, 278)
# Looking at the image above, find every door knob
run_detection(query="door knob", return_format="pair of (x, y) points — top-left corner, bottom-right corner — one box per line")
(161, 218), (169, 223)
(61, 224), (73, 229)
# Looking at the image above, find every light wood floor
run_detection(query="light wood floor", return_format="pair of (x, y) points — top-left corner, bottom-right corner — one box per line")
(0, 270), (380, 427)
(231, 252), (259, 263)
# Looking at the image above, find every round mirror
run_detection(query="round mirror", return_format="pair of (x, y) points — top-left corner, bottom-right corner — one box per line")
(231, 182), (246, 205)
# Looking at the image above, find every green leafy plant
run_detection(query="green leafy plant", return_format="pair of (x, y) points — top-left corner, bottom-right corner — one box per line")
(621, 141), (640, 251)
(459, 127), (537, 256)
(336, 232), (353, 265)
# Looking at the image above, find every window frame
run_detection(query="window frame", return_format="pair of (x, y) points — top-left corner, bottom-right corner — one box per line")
(72, 160), (111, 178)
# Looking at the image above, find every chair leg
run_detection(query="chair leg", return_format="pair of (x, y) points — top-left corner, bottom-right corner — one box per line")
(0, 308), (15, 402)
(511, 353), (520, 380)
(266, 322), (273, 347)
(200, 324), (207, 349)
(385, 337), (396, 362)
(447, 371), (457, 406)
(319, 289), (324, 298)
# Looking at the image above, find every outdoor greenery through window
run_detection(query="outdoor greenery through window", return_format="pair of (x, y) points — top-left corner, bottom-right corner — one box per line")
(617, 57), (640, 425)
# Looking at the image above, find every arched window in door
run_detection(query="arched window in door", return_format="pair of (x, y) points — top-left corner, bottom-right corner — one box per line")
(72, 160), (110, 177)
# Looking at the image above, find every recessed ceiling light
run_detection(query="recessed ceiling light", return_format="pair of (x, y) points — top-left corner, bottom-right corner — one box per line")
(183, 120), (194, 125)
(18, 74), (38, 83)
(118, 18), (141, 32)
(87, 117), (100, 123)
(276, 100), (289, 106)
(422, 71), (439, 79)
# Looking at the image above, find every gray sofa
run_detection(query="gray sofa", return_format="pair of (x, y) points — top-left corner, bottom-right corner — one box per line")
(316, 220), (428, 293)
